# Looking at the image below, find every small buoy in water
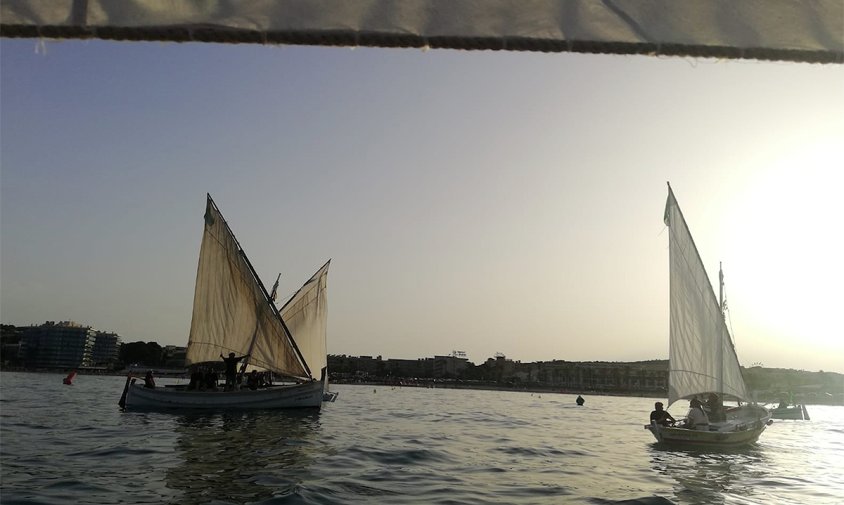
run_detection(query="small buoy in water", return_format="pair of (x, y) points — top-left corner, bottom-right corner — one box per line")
(373, 389), (376, 393)
(576, 395), (585, 406)
(62, 370), (77, 385)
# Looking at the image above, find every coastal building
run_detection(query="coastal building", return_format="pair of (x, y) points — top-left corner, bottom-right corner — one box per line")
(20, 321), (96, 369)
(162, 345), (187, 368)
(90, 331), (122, 368)
(16, 321), (124, 370)
(524, 359), (668, 392)
(433, 354), (469, 378)
(328, 352), (669, 393)
(328, 354), (384, 378)
(1, 324), (23, 366)
(385, 357), (432, 379)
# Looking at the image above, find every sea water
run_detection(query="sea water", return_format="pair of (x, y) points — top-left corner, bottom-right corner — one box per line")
(1, 371), (842, 504)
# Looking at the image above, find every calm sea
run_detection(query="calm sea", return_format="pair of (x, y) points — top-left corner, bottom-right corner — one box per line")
(1, 372), (842, 505)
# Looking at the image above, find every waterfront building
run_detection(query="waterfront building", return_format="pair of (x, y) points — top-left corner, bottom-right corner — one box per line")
(1, 324), (23, 366)
(385, 357), (432, 379)
(20, 321), (96, 369)
(328, 354), (384, 378)
(91, 331), (122, 368)
(162, 345), (187, 368)
(433, 354), (469, 378)
(328, 352), (669, 393)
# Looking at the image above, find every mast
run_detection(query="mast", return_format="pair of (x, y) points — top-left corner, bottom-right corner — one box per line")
(666, 182), (674, 401)
(718, 262), (724, 397)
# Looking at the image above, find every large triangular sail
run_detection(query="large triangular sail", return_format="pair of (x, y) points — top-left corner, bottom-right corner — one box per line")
(663, 185), (748, 407)
(280, 261), (330, 379)
(185, 195), (309, 379)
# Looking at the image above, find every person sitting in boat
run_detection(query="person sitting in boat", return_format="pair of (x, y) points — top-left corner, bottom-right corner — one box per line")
(649, 402), (676, 426)
(246, 370), (261, 390)
(139, 370), (156, 389)
(704, 393), (726, 422)
(187, 368), (204, 390)
(220, 352), (249, 390)
(204, 369), (219, 391)
(683, 398), (709, 430)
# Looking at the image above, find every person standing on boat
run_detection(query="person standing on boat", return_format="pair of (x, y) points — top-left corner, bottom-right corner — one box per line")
(220, 352), (249, 390)
(683, 399), (709, 430)
(650, 402), (676, 426)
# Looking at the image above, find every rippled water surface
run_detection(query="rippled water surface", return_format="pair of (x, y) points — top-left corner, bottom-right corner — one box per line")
(1, 372), (842, 504)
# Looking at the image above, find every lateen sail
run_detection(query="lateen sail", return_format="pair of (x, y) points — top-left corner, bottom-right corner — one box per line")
(280, 261), (330, 379)
(185, 195), (309, 379)
(663, 186), (748, 407)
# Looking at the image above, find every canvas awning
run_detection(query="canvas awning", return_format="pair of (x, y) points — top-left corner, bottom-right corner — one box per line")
(2, 0), (842, 64)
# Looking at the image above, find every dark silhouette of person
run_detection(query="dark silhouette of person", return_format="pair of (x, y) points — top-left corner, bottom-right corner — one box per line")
(650, 401), (676, 426)
(187, 368), (203, 390)
(576, 395), (585, 406)
(247, 370), (261, 390)
(220, 352), (248, 390)
(139, 370), (156, 389)
(705, 393), (725, 422)
(204, 369), (219, 391)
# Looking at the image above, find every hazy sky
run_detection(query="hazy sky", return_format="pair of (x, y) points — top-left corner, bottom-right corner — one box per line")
(1, 39), (842, 373)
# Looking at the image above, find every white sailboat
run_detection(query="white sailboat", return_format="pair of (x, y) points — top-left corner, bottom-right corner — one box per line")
(120, 194), (333, 410)
(645, 183), (771, 447)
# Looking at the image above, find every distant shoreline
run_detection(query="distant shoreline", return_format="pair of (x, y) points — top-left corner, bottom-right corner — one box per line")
(0, 368), (667, 402)
(5, 368), (840, 406)
(334, 379), (665, 399)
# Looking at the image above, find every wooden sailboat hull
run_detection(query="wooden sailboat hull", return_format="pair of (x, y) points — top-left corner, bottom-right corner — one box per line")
(645, 406), (772, 448)
(646, 422), (768, 448)
(123, 380), (325, 411)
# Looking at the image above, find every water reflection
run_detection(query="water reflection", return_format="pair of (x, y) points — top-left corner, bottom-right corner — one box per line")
(648, 445), (768, 505)
(166, 410), (323, 505)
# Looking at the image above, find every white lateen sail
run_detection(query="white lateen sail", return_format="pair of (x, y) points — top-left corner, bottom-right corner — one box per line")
(663, 186), (748, 406)
(185, 196), (310, 379)
(280, 261), (330, 380)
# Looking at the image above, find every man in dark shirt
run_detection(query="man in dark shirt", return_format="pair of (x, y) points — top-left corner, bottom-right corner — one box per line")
(705, 393), (726, 422)
(139, 370), (156, 389)
(220, 352), (249, 390)
(650, 401), (676, 426)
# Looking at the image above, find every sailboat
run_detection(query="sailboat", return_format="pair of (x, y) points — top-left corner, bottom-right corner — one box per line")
(769, 403), (810, 420)
(645, 183), (771, 447)
(768, 395), (810, 420)
(120, 194), (332, 410)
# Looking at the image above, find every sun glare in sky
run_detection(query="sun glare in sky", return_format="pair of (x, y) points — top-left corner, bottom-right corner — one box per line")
(722, 134), (843, 366)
